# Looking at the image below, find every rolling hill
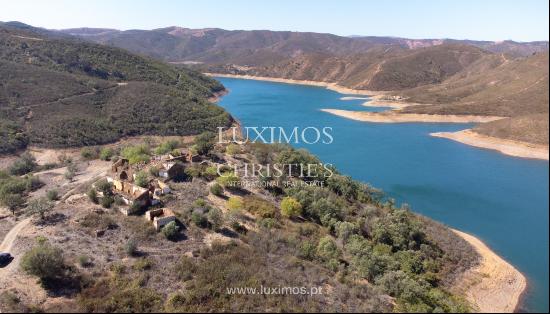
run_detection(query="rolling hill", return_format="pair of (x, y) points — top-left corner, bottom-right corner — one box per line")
(0, 25), (231, 154)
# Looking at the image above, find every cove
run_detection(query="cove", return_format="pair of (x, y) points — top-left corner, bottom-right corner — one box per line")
(215, 77), (549, 312)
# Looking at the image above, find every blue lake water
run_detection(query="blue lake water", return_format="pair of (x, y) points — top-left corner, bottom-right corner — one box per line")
(216, 77), (549, 312)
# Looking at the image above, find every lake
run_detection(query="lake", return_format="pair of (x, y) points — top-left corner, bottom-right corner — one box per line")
(216, 77), (549, 312)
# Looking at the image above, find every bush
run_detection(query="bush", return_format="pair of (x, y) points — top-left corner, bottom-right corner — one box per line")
(101, 195), (114, 208)
(26, 197), (54, 221)
(81, 147), (98, 160)
(191, 211), (208, 228)
(298, 241), (317, 260)
(280, 197), (303, 218)
(227, 196), (243, 211)
(21, 239), (65, 282)
(161, 221), (180, 240)
(125, 238), (138, 257)
(78, 255), (92, 267)
(121, 144), (150, 164)
(134, 171), (149, 188)
(216, 171), (240, 189)
(243, 196), (277, 218)
(46, 190), (59, 201)
(210, 183), (224, 196)
(154, 140), (179, 155)
(193, 132), (216, 155)
(316, 236), (340, 262)
(8, 153), (37, 176)
(99, 147), (115, 161)
(336, 221), (358, 243)
(225, 144), (241, 156)
(203, 166), (219, 181)
(174, 256), (196, 281)
(1, 193), (24, 214)
(95, 179), (113, 196)
(87, 188), (98, 204)
(207, 207), (224, 231)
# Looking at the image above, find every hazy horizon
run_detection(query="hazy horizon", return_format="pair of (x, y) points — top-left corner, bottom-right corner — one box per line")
(0, 0), (548, 42)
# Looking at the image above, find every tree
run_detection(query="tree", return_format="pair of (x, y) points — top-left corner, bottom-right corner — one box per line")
(1, 193), (24, 216)
(161, 221), (180, 240)
(134, 171), (149, 188)
(26, 197), (54, 221)
(193, 131), (215, 155)
(280, 197), (303, 218)
(21, 239), (65, 283)
(207, 207), (224, 231)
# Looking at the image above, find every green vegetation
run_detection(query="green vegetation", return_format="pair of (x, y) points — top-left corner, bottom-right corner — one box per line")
(25, 197), (54, 221)
(161, 221), (180, 240)
(154, 140), (180, 155)
(134, 171), (149, 188)
(0, 26), (231, 153)
(280, 197), (303, 218)
(193, 131), (216, 155)
(21, 239), (66, 285)
(209, 183), (224, 196)
(121, 144), (151, 165)
(8, 152), (37, 176)
(99, 147), (116, 161)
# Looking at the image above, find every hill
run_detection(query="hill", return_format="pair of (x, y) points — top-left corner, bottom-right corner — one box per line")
(0, 26), (231, 154)
(400, 52), (549, 144)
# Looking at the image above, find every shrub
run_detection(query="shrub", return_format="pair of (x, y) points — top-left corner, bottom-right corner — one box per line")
(24, 175), (44, 192)
(280, 197), (303, 218)
(8, 153), (37, 176)
(203, 166), (219, 181)
(125, 238), (138, 257)
(207, 207), (224, 231)
(87, 188), (98, 204)
(46, 190), (59, 201)
(225, 144), (241, 156)
(174, 256), (196, 281)
(193, 131), (216, 155)
(81, 147), (98, 160)
(121, 144), (150, 164)
(184, 165), (201, 178)
(154, 140), (179, 155)
(191, 211), (208, 228)
(1, 193), (24, 215)
(78, 255), (92, 267)
(298, 241), (317, 260)
(227, 196), (243, 211)
(95, 179), (113, 196)
(161, 221), (180, 240)
(258, 218), (279, 229)
(216, 171), (240, 189)
(316, 236), (340, 262)
(26, 197), (54, 221)
(210, 183), (224, 196)
(148, 166), (160, 177)
(336, 221), (358, 243)
(243, 196), (277, 218)
(21, 239), (65, 282)
(99, 147), (115, 161)
(101, 195), (114, 209)
(134, 171), (149, 188)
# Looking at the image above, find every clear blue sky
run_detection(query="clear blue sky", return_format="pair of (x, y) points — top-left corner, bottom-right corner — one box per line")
(0, 0), (548, 41)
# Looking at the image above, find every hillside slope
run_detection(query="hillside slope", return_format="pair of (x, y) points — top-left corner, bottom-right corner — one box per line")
(0, 26), (231, 153)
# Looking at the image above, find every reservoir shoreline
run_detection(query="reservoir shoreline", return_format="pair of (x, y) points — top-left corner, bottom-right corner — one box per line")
(214, 76), (529, 312)
(207, 73), (548, 161)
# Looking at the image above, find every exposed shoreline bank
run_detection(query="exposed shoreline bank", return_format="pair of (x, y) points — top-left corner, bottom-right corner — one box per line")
(321, 108), (504, 123)
(204, 73), (387, 95)
(432, 130), (549, 161)
(452, 229), (527, 313)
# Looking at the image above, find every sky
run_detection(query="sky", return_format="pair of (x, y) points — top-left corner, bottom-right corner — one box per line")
(0, 0), (548, 41)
